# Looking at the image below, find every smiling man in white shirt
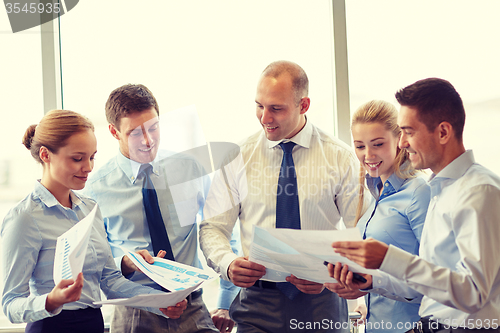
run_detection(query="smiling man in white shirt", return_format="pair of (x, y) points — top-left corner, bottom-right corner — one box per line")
(332, 78), (500, 332)
(200, 60), (365, 333)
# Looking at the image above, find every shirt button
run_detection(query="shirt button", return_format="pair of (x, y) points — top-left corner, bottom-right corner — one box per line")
(131, 176), (135, 180)
(378, 280), (382, 284)
(384, 183), (389, 187)
(433, 196), (438, 200)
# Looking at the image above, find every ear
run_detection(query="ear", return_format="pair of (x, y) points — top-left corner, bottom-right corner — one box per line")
(437, 121), (453, 144)
(299, 97), (310, 114)
(39, 146), (50, 163)
(109, 124), (120, 140)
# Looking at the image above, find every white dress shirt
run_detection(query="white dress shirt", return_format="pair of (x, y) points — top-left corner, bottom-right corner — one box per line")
(380, 150), (500, 328)
(200, 119), (367, 280)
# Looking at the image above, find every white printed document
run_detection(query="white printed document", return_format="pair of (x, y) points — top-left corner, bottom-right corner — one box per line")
(248, 225), (379, 283)
(123, 247), (218, 291)
(53, 206), (97, 284)
(94, 282), (201, 308)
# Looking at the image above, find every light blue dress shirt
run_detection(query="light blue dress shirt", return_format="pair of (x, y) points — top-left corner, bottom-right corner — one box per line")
(84, 150), (239, 308)
(380, 150), (500, 328)
(358, 172), (430, 332)
(84, 150), (210, 288)
(1, 181), (164, 324)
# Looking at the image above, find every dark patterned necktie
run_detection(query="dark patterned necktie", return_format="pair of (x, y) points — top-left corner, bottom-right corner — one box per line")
(140, 164), (175, 261)
(275, 142), (301, 299)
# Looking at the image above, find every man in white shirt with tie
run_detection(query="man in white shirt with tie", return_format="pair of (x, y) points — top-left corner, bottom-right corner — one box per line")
(200, 60), (365, 332)
(332, 78), (500, 332)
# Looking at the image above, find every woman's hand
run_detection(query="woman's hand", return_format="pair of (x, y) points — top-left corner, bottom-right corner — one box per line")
(46, 272), (84, 312)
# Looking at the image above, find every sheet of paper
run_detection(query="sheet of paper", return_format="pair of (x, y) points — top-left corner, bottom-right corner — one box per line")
(53, 205), (97, 284)
(248, 226), (379, 283)
(94, 282), (201, 308)
(123, 247), (218, 291)
(265, 252), (336, 284)
(265, 227), (378, 276)
(248, 224), (299, 282)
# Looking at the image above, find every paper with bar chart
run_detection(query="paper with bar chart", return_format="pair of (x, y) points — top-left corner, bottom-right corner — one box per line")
(53, 206), (97, 284)
(122, 247), (218, 291)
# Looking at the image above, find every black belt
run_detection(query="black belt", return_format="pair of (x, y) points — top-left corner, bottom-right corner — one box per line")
(417, 317), (498, 333)
(190, 288), (203, 299)
(252, 280), (277, 289)
(162, 287), (202, 301)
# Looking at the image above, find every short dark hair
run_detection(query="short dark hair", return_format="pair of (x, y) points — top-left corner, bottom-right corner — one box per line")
(395, 78), (465, 141)
(262, 60), (308, 104)
(105, 84), (159, 129)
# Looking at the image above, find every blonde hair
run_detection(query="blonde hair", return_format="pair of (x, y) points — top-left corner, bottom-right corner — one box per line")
(22, 110), (94, 164)
(351, 100), (416, 225)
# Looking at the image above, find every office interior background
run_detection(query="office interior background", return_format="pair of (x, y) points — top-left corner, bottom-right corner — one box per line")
(1, 0), (499, 331)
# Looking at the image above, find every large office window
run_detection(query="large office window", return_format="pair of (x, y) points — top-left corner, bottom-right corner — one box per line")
(57, 0), (338, 317)
(346, 0), (500, 175)
(58, 0), (339, 171)
(0, 10), (45, 331)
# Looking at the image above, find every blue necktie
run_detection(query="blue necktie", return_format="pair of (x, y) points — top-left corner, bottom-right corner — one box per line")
(140, 164), (175, 261)
(275, 142), (301, 299)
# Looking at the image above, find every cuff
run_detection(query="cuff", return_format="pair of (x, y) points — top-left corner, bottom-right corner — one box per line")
(219, 252), (240, 282)
(37, 294), (62, 321)
(115, 254), (135, 279)
(379, 244), (413, 280)
(217, 287), (237, 310)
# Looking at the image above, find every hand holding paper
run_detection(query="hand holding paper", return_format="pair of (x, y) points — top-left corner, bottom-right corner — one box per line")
(121, 246), (218, 291)
(227, 256), (266, 288)
(248, 226), (379, 284)
(46, 272), (84, 312)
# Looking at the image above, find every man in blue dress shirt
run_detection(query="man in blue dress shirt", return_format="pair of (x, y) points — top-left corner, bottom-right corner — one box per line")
(332, 78), (500, 332)
(84, 84), (237, 333)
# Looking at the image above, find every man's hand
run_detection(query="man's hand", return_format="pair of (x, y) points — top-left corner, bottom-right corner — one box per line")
(210, 308), (235, 332)
(286, 275), (324, 294)
(332, 238), (388, 269)
(352, 304), (367, 326)
(46, 272), (84, 312)
(328, 262), (372, 291)
(324, 282), (367, 299)
(121, 249), (166, 276)
(228, 257), (266, 288)
(160, 299), (187, 319)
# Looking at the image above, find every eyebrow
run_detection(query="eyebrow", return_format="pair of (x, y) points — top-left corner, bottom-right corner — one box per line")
(400, 126), (413, 130)
(353, 137), (385, 143)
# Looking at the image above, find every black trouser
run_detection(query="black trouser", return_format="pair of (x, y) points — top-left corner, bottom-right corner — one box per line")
(25, 307), (104, 333)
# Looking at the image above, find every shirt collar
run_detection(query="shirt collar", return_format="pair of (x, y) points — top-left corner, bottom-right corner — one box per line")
(365, 172), (404, 198)
(430, 150), (474, 181)
(116, 150), (161, 184)
(267, 116), (312, 149)
(33, 180), (84, 209)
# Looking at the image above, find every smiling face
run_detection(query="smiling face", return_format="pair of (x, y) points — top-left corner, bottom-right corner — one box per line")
(41, 129), (97, 194)
(398, 106), (442, 173)
(110, 107), (160, 164)
(352, 122), (398, 183)
(255, 74), (308, 141)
